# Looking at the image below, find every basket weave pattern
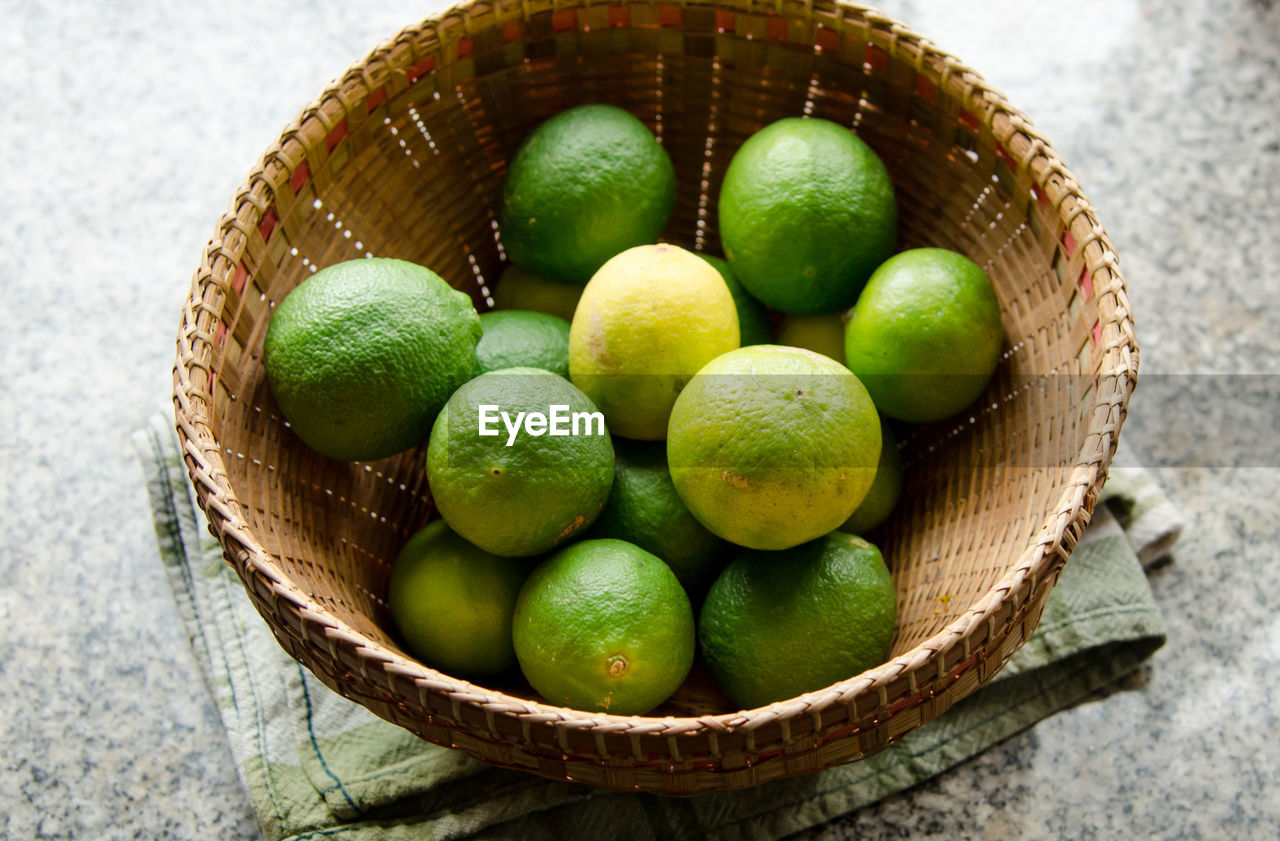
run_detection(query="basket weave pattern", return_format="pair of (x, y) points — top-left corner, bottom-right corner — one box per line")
(173, 0), (1137, 794)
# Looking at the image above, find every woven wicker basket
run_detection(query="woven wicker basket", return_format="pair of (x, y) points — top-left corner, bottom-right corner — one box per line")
(173, 0), (1136, 795)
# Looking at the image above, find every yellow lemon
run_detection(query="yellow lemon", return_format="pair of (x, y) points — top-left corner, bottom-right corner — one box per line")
(775, 313), (848, 365)
(569, 244), (739, 440)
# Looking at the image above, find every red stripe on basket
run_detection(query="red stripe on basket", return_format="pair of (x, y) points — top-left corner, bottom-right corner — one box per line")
(888, 692), (922, 716)
(456, 37), (473, 58)
(552, 8), (577, 32)
(609, 6), (629, 27)
(406, 57), (434, 84)
(659, 5), (682, 28)
(914, 74), (937, 104)
(959, 109), (979, 131)
(822, 723), (862, 742)
(754, 747), (786, 763)
(815, 26), (838, 52)
(214, 321), (227, 346)
(995, 144), (1017, 170)
(365, 85), (387, 111)
(290, 161), (310, 193)
(258, 205), (278, 242)
(1079, 265), (1093, 299)
(504, 19), (523, 40)
(231, 264), (247, 293)
(1093, 320), (1102, 347)
(1031, 183), (1048, 208)
(715, 9), (734, 31)
(951, 649), (981, 680)
(324, 120), (347, 153)
(1061, 228), (1077, 257)
(766, 15), (787, 41)
(864, 43), (889, 72)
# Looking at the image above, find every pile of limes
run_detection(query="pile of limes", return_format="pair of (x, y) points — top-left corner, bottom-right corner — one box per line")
(262, 104), (1003, 716)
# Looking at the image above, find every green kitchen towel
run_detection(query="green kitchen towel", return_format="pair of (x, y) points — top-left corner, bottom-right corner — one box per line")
(134, 414), (1175, 841)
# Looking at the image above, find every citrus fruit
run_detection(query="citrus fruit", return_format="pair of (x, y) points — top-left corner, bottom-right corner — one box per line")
(700, 254), (772, 346)
(425, 367), (614, 557)
(262, 257), (481, 462)
(387, 519), (532, 677)
(499, 104), (676, 284)
(512, 538), (695, 714)
(775, 313), (847, 365)
(699, 532), (897, 709)
(842, 416), (904, 535)
(667, 345), (881, 551)
(718, 117), (897, 315)
(586, 439), (729, 601)
(844, 247), (1004, 423)
(569, 243), (739, 440)
(475, 310), (571, 377)
(491, 263), (583, 322)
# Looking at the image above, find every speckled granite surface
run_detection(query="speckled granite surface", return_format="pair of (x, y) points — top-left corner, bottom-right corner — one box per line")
(2, 1), (1276, 839)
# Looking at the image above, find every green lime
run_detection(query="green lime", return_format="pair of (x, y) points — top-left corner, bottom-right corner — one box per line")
(425, 367), (614, 557)
(512, 538), (695, 714)
(569, 243), (739, 440)
(387, 519), (533, 677)
(775, 313), (847, 365)
(718, 117), (897, 315)
(667, 345), (881, 551)
(476, 310), (571, 377)
(844, 248), (1004, 422)
(262, 257), (481, 462)
(699, 532), (897, 709)
(586, 439), (729, 601)
(842, 416), (904, 535)
(491, 264), (583, 322)
(499, 104), (676, 284)
(700, 254), (772, 346)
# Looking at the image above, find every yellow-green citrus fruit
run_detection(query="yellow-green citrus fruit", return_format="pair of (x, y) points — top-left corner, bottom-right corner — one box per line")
(512, 538), (695, 715)
(262, 257), (481, 462)
(491, 264), (584, 322)
(425, 367), (614, 557)
(700, 254), (772, 346)
(718, 117), (897, 315)
(775, 313), (847, 365)
(586, 439), (729, 601)
(387, 519), (533, 677)
(475, 310), (571, 377)
(699, 532), (897, 709)
(842, 416), (904, 535)
(499, 104), (676, 284)
(667, 345), (881, 551)
(845, 248), (1004, 423)
(569, 243), (740, 440)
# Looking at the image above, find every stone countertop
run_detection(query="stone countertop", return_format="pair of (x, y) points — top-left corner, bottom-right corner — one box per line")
(2, 1), (1277, 838)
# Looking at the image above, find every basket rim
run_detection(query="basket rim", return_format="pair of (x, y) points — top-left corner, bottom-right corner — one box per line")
(173, 0), (1138, 742)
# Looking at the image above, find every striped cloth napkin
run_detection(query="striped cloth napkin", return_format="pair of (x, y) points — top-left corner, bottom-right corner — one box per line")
(134, 413), (1177, 841)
